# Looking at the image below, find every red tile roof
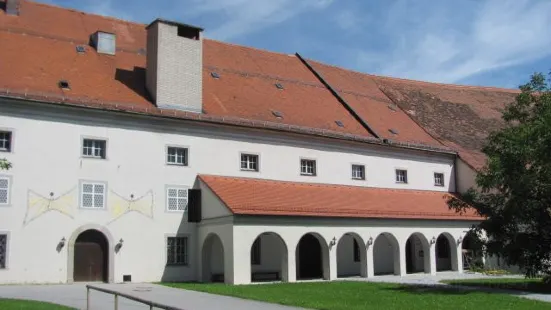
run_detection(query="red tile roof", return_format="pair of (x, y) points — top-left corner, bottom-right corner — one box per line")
(0, 0), (518, 167)
(199, 175), (481, 220)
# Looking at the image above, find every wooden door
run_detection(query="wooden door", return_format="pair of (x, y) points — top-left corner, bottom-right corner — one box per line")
(74, 242), (105, 282)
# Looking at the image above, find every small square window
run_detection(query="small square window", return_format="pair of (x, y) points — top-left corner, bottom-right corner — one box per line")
(300, 159), (316, 176)
(166, 237), (188, 265)
(80, 181), (106, 209)
(0, 234), (6, 269)
(395, 169), (408, 183)
(0, 131), (12, 152)
(0, 176), (10, 205)
(352, 164), (365, 180)
(434, 173), (445, 187)
(167, 187), (188, 212)
(82, 139), (106, 159)
(167, 147), (188, 166)
(240, 154), (259, 172)
(251, 238), (261, 265)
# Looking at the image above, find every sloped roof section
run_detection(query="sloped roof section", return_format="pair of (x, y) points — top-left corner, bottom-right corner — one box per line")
(372, 76), (518, 169)
(199, 175), (480, 220)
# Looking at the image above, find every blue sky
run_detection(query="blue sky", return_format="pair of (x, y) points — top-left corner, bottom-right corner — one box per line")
(39, 0), (551, 89)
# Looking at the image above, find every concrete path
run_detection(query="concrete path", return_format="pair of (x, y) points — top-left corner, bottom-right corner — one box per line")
(0, 283), (305, 310)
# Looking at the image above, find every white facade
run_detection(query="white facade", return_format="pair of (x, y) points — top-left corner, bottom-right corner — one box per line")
(0, 98), (477, 284)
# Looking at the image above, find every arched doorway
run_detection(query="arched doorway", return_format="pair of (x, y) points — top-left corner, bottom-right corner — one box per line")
(73, 230), (108, 282)
(436, 233), (458, 271)
(296, 233), (329, 280)
(202, 233), (225, 283)
(337, 233), (366, 278)
(373, 232), (400, 275)
(250, 232), (288, 282)
(462, 231), (483, 270)
(405, 233), (430, 274)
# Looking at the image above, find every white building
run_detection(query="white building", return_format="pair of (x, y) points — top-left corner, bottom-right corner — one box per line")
(0, 0), (513, 284)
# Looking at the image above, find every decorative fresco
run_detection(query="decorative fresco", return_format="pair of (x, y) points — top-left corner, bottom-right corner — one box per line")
(106, 189), (154, 225)
(24, 187), (77, 225)
(23, 186), (155, 226)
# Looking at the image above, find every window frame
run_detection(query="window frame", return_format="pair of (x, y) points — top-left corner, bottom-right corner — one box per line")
(351, 164), (366, 180)
(165, 185), (189, 213)
(81, 137), (108, 160)
(0, 232), (9, 270)
(300, 158), (317, 176)
(0, 130), (13, 153)
(165, 145), (189, 166)
(434, 172), (445, 187)
(0, 175), (12, 207)
(251, 238), (261, 265)
(395, 169), (408, 184)
(79, 180), (107, 210)
(240, 152), (260, 172)
(165, 235), (189, 266)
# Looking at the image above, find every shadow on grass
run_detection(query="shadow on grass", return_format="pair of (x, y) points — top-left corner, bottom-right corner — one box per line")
(445, 281), (551, 295)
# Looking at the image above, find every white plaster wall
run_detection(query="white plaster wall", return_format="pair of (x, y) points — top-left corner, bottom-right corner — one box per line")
(336, 234), (361, 276)
(230, 217), (477, 284)
(0, 101), (457, 284)
(198, 182), (231, 220)
(373, 235), (395, 274)
(456, 158), (477, 193)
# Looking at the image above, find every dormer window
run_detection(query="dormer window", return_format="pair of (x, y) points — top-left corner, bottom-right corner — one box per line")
(91, 31), (116, 55)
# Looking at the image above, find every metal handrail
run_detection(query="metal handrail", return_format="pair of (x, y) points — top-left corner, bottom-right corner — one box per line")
(86, 284), (185, 310)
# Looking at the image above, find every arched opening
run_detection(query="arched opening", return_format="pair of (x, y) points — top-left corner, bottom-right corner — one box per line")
(405, 233), (430, 274)
(250, 232), (288, 282)
(202, 233), (225, 283)
(462, 231), (484, 270)
(373, 232), (400, 275)
(436, 233), (458, 271)
(296, 233), (329, 280)
(337, 233), (366, 278)
(73, 229), (108, 282)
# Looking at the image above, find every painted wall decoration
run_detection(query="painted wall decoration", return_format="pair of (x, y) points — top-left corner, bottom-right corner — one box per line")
(107, 190), (154, 225)
(24, 187), (77, 225)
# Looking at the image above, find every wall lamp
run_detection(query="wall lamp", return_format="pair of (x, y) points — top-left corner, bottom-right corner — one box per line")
(430, 236), (436, 245)
(457, 236), (463, 244)
(59, 237), (66, 247)
(367, 237), (373, 246)
(115, 238), (124, 253)
(329, 237), (337, 247)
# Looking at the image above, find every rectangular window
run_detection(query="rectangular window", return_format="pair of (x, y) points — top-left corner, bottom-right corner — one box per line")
(0, 177), (10, 205)
(251, 238), (261, 265)
(167, 147), (188, 166)
(300, 159), (316, 176)
(0, 131), (12, 152)
(240, 154), (259, 171)
(82, 139), (106, 159)
(167, 187), (188, 212)
(352, 164), (365, 180)
(395, 169), (408, 183)
(167, 237), (188, 265)
(0, 234), (6, 269)
(80, 182), (106, 209)
(353, 239), (360, 262)
(434, 173), (444, 187)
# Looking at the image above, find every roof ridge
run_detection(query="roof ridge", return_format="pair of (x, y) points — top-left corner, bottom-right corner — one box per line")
(27, 0), (147, 27)
(306, 58), (519, 94)
(206, 38), (297, 60)
(198, 174), (452, 195)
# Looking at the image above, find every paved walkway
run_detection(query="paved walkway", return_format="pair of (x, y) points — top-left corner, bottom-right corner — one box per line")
(0, 283), (305, 310)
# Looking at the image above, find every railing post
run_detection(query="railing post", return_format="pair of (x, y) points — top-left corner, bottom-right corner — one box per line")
(86, 286), (90, 310)
(114, 293), (119, 310)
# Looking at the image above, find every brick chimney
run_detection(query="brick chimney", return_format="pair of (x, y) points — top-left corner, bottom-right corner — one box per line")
(145, 19), (203, 113)
(6, 0), (21, 15)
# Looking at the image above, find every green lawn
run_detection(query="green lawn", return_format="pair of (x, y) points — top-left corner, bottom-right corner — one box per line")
(443, 278), (551, 294)
(0, 299), (74, 309)
(161, 281), (551, 310)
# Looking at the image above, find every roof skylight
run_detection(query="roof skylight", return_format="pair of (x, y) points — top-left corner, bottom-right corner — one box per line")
(211, 72), (220, 79)
(58, 80), (70, 90)
(272, 110), (283, 118)
(275, 83), (284, 90)
(335, 120), (344, 127)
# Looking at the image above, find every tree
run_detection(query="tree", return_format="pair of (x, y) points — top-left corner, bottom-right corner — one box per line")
(449, 71), (551, 278)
